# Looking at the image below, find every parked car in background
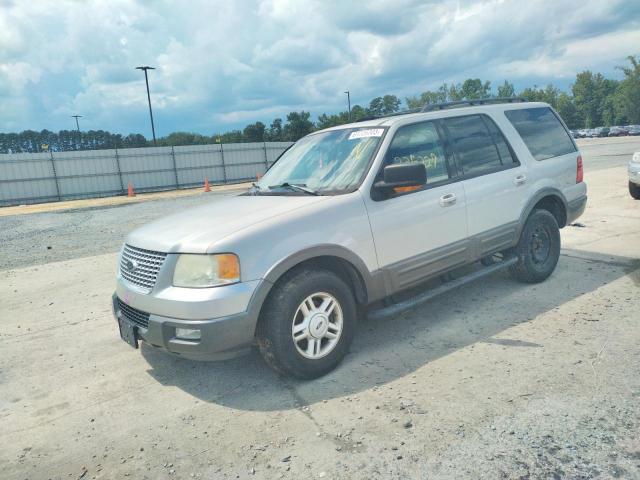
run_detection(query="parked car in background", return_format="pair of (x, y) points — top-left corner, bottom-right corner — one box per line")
(629, 152), (640, 199)
(627, 125), (640, 136)
(112, 100), (587, 378)
(586, 129), (599, 138)
(608, 126), (627, 137)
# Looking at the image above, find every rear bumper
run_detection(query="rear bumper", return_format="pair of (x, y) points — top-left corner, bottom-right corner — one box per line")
(566, 194), (587, 225)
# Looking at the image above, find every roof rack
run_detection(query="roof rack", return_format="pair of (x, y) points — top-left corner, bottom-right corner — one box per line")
(355, 108), (422, 123)
(354, 97), (527, 123)
(420, 97), (526, 112)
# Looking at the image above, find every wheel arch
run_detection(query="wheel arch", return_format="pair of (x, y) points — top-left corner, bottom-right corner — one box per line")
(518, 188), (568, 237)
(264, 245), (383, 303)
(248, 245), (384, 336)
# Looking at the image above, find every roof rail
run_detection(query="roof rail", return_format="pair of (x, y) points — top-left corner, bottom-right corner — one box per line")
(355, 107), (422, 123)
(353, 97), (527, 123)
(420, 97), (526, 112)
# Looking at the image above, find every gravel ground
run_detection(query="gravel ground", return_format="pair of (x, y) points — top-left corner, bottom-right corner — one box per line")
(1, 136), (639, 479)
(0, 190), (236, 270)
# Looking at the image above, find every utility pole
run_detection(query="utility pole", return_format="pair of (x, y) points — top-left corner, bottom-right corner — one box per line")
(136, 66), (157, 145)
(71, 115), (82, 133)
(344, 91), (351, 121)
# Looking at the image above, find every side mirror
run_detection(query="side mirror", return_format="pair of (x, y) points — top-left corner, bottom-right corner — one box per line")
(374, 163), (427, 190)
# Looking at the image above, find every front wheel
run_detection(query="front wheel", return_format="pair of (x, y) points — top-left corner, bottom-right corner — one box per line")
(256, 268), (357, 379)
(630, 181), (640, 200)
(509, 209), (561, 283)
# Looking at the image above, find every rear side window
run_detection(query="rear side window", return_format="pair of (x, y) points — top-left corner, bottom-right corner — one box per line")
(385, 121), (449, 184)
(443, 115), (502, 176)
(504, 107), (576, 160)
(483, 117), (517, 165)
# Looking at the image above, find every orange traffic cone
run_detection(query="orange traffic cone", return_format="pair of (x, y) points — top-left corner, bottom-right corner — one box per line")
(127, 182), (135, 197)
(204, 178), (211, 192)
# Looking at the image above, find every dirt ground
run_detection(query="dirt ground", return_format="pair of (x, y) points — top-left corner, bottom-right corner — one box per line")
(1, 137), (639, 479)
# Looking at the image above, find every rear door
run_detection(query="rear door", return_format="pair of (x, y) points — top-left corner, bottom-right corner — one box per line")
(441, 114), (525, 257)
(365, 120), (468, 292)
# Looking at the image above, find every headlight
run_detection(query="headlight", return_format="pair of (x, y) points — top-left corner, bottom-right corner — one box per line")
(173, 253), (240, 288)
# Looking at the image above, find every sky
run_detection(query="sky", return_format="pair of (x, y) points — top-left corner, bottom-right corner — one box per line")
(1, 0), (639, 137)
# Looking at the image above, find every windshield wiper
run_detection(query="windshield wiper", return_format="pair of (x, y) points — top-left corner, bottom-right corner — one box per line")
(268, 182), (319, 195)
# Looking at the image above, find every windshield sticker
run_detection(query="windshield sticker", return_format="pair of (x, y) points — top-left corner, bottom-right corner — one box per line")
(348, 129), (384, 140)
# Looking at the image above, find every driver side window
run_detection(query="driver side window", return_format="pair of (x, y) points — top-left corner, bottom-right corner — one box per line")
(385, 121), (449, 185)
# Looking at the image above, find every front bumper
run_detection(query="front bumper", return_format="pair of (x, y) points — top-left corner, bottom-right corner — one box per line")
(629, 162), (640, 185)
(112, 278), (267, 361)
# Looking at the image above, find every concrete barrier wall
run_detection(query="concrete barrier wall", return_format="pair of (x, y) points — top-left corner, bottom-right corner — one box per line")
(0, 141), (292, 206)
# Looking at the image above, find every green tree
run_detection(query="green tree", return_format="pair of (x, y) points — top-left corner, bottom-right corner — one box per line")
(614, 55), (640, 124)
(217, 130), (244, 143)
(316, 111), (350, 129)
(157, 132), (210, 146)
(572, 72), (618, 127)
(282, 111), (314, 141)
(459, 78), (492, 99)
(265, 118), (283, 141)
(497, 80), (515, 98)
(242, 122), (266, 142)
(368, 95), (401, 116)
(555, 92), (581, 129)
(405, 84), (448, 109)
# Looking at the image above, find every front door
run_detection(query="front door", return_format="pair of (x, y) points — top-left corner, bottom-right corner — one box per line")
(365, 120), (468, 293)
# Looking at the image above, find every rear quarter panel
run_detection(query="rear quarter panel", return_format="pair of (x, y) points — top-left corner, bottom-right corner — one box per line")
(494, 107), (586, 208)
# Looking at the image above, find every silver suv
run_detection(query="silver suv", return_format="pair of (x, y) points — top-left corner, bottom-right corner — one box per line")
(113, 99), (587, 379)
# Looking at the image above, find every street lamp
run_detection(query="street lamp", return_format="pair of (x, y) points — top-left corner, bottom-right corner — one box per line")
(71, 115), (82, 133)
(135, 66), (157, 145)
(344, 91), (351, 121)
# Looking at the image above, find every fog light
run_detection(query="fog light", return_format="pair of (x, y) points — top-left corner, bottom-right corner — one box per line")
(175, 328), (201, 341)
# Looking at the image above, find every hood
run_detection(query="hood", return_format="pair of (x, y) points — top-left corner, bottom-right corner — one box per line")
(125, 195), (330, 253)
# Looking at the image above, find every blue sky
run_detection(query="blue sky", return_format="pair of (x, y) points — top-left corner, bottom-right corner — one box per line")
(1, 0), (639, 137)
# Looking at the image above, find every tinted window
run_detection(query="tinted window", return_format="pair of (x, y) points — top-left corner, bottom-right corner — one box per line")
(443, 115), (502, 175)
(385, 121), (449, 184)
(483, 116), (517, 165)
(505, 107), (576, 160)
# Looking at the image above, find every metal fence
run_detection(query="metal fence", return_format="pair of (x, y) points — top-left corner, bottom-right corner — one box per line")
(0, 141), (293, 207)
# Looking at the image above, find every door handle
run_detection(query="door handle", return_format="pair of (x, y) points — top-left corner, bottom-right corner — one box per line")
(439, 193), (457, 207)
(514, 174), (527, 186)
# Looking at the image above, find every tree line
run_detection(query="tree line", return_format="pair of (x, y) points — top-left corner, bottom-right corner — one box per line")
(1, 56), (638, 154)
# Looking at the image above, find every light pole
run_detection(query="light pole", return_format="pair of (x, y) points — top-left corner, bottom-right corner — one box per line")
(136, 66), (157, 145)
(344, 91), (351, 121)
(71, 115), (82, 133)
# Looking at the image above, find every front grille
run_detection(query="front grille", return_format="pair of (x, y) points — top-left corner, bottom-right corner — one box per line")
(117, 298), (150, 329)
(120, 244), (167, 292)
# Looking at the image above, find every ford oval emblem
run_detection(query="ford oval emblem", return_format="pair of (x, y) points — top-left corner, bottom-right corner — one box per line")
(124, 259), (138, 272)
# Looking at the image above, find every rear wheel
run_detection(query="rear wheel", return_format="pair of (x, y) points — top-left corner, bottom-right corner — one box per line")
(630, 181), (640, 200)
(509, 209), (561, 283)
(256, 268), (356, 379)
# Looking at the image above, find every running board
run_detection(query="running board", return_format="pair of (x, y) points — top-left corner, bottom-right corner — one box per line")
(367, 256), (519, 321)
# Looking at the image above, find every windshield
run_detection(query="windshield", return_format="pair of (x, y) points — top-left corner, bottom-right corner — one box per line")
(254, 127), (385, 194)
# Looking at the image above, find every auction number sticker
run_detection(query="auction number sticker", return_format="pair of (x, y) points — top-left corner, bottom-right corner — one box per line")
(348, 128), (384, 140)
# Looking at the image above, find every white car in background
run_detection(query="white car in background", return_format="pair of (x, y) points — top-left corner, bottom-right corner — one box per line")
(629, 152), (640, 199)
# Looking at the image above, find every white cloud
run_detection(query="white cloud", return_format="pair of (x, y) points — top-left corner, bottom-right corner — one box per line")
(0, 0), (638, 135)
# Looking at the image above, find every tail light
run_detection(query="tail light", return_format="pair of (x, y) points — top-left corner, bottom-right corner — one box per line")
(576, 155), (583, 183)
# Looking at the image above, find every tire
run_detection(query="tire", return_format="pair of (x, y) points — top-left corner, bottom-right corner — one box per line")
(509, 209), (561, 284)
(630, 181), (640, 200)
(256, 268), (357, 379)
